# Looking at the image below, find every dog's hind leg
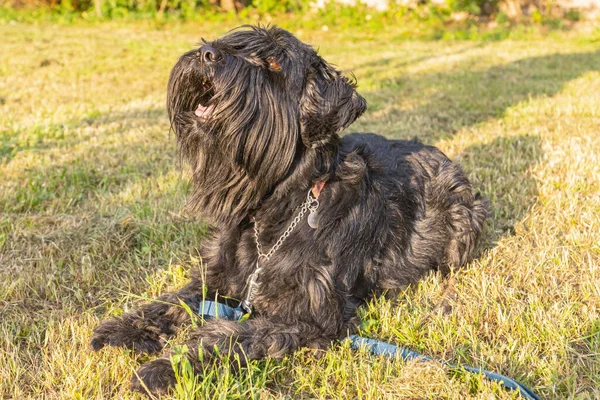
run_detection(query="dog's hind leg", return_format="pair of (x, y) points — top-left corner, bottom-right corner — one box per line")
(130, 317), (337, 395)
(407, 159), (489, 276)
(91, 281), (206, 354)
(429, 161), (489, 271)
(444, 193), (489, 268)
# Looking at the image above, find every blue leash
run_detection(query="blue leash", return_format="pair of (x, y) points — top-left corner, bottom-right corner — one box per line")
(348, 336), (541, 400)
(196, 300), (540, 400)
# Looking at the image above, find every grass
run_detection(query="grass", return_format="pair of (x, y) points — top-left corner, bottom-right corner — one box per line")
(1, 20), (599, 399)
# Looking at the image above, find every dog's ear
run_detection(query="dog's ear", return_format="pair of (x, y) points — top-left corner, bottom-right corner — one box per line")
(299, 60), (367, 148)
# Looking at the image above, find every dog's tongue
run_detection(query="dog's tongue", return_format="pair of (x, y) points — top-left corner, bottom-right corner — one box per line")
(195, 104), (214, 119)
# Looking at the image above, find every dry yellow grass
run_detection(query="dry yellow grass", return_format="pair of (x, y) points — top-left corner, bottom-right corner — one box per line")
(0, 21), (599, 399)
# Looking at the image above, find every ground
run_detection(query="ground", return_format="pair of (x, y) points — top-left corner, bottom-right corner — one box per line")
(0, 21), (599, 399)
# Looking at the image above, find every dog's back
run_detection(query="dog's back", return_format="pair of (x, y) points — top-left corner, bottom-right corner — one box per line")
(340, 133), (489, 293)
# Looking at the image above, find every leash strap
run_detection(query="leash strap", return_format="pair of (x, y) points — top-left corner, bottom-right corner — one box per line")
(198, 300), (246, 321)
(347, 336), (541, 400)
(196, 299), (540, 400)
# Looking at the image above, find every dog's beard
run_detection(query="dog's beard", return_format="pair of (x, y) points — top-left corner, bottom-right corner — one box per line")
(167, 52), (299, 226)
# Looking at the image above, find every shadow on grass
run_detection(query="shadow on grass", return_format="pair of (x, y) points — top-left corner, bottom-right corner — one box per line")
(351, 49), (600, 250)
(0, 140), (172, 214)
(0, 106), (188, 316)
(458, 134), (543, 250)
(355, 49), (600, 142)
(0, 108), (166, 164)
(349, 42), (485, 73)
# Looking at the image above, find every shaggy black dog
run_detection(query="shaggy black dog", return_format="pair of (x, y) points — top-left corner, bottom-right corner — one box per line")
(91, 25), (489, 395)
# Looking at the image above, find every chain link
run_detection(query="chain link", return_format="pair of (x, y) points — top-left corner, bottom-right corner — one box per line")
(240, 189), (319, 313)
(254, 190), (318, 261)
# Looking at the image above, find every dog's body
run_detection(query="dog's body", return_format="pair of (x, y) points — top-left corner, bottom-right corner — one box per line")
(91, 26), (488, 395)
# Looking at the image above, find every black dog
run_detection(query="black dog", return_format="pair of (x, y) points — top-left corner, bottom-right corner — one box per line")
(91, 25), (489, 395)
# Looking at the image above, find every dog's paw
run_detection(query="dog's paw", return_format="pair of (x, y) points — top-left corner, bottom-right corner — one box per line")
(91, 318), (163, 354)
(131, 358), (176, 396)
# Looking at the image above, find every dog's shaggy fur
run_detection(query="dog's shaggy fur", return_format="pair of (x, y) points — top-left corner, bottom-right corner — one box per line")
(91, 25), (489, 395)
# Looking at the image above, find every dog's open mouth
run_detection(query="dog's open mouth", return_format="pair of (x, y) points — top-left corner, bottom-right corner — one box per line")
(195, 103), (214, 120)
(192, 77), (215, 121)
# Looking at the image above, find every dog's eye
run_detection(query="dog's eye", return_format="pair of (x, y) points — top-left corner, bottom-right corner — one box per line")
(267, 57), (281, 72)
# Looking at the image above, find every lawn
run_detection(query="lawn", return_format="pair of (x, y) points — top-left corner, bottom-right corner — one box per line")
(0, 20), (599, 399)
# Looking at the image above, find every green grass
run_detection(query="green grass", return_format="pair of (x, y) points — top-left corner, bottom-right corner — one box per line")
(1, 20), (599, 399)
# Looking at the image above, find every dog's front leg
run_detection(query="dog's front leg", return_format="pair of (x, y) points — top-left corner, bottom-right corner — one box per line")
(91, 227), (243, 354)
(91, 281), (209, 354)
(131, 317), (338, 395)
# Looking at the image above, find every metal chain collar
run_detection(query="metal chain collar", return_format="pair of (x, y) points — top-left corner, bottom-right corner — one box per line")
(240, 189), (319, 313)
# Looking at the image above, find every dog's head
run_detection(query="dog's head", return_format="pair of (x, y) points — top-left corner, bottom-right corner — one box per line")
(168, 25), (366, 225)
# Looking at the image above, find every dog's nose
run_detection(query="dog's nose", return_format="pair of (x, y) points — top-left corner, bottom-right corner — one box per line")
(199, 45), (222, 63)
